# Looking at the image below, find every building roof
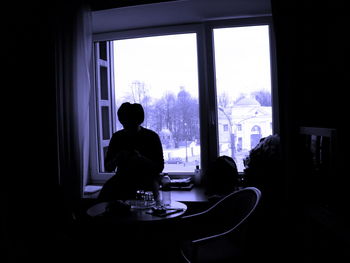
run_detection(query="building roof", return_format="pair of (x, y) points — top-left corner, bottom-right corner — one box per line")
(234, 97), (261, 106)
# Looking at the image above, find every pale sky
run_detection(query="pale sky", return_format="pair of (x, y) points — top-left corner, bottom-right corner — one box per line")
(113, 25), (271, 102)
(113, 33), (199, 100)
(214, 25), (271, 100)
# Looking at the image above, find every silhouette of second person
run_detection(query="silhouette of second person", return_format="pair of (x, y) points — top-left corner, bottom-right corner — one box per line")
(98, 102), (164, 203)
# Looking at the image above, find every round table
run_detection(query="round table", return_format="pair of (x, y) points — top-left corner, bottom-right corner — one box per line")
(85, 200), (188, 262)
(86, 200), (187, 222)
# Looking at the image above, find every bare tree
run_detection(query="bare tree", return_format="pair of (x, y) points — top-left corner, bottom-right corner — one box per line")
(163, 92), (176, 131)
(128, 81), (151, 127)
(252, 90), (271, 106)
(218, 92), (230, 108)
(175, 87), (199, 144)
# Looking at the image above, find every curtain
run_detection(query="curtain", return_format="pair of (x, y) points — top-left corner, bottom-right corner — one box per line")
(55, 1), (92, 206)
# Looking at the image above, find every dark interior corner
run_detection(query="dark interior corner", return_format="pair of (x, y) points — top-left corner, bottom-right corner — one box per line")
(3, 0), (348, 262)
(89, 0), (182, 11)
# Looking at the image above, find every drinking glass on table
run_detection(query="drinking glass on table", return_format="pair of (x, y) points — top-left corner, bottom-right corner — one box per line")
(161, 175), (172, 207)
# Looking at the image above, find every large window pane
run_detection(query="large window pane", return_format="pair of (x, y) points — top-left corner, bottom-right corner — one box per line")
(100, 66), (109, 100)
(101, 106), (111, 140)
(214, 25), (273, 172)
(113, 34), (200, 173)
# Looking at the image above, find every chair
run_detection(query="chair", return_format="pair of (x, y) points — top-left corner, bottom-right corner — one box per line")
(298, 127), (347, 262)
(178, 187), (261, 263)
(299, 126), (337, 179)
(298, 126), (338, 208)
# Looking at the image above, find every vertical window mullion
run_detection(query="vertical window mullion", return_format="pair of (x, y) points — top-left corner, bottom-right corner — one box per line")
(197, 23), (219, 175)
(269, 23), (280, 135)
(109, 42), (117, 133)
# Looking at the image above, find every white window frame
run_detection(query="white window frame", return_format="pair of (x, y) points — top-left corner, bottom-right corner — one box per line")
(89, 17), (279, 184)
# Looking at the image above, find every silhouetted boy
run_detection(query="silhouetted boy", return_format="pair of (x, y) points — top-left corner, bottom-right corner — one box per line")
(98, 102), (164, 202)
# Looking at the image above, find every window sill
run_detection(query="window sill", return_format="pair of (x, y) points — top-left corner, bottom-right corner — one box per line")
(83, 185), (102, 199)
(83, 184), (208, 202)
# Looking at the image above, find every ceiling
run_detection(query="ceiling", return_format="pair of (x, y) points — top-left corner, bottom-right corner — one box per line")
(92, 0), (271, 33)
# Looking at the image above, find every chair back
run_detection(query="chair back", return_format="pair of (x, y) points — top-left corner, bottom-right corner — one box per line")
(299, 126), (337, 178)
(180, 187), (261, 262)
(299, 126), (338, 207)
(184, 187), (261, 240)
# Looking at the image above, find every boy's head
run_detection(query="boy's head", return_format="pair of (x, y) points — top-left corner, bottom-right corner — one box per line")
(117, 102), (144, 130)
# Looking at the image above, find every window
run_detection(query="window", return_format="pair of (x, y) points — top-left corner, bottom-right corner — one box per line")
(91, 18), (277, 182)
(215, 25), (273, 172)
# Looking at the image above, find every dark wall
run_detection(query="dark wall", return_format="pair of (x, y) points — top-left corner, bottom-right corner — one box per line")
(273, 1), (345, 127)
(271, 1), (348, 261)
(271, 0), (346, 194)
(3, 1), (63, 262)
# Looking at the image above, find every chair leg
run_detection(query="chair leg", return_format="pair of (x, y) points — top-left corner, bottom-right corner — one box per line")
(180, 243), (199, 263)
(180, 248), (192, 263)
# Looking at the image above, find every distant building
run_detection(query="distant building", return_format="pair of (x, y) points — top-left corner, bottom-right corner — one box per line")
(218, 96), (272, 154)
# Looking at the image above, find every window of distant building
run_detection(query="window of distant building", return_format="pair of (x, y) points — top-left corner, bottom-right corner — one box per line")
(223, 124), (229, 132)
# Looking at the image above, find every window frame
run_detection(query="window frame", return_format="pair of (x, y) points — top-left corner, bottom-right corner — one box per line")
(89, 17), (278, 184)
